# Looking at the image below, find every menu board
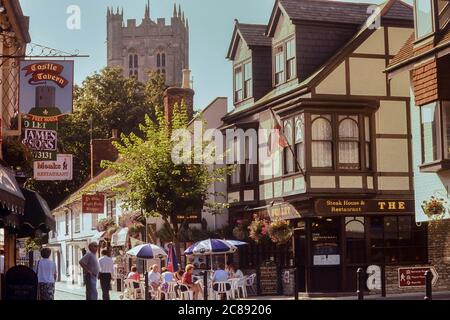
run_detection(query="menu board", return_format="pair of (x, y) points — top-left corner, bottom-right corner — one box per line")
(258, 261), (280, 296)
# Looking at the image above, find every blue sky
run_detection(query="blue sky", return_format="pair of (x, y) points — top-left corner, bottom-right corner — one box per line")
(21, 0), (403, 110)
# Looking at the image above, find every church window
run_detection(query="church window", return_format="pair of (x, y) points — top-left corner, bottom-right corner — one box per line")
(134, 55), (138, 68)
(162, 53), (166, 67)
(157, 54), (161, 67)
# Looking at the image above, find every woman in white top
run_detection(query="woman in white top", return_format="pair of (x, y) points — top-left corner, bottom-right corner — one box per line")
(35, 248), (57, 300)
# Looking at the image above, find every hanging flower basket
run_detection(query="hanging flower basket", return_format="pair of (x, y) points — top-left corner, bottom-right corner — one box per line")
(97, 217), (118, 237)
(268, 219), (294, 245)
(232, 219), (250, 241)
(248, 215), (270, 244)
(422, 196), (447, 219)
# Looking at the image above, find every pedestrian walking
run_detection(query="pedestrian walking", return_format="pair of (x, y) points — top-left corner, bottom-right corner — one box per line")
(35, 248), (57, 300)
(79, 242), (100, 300)
(98, 249), (114, 300)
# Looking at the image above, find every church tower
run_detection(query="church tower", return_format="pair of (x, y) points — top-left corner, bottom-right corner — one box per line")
(106, 2), (189, 87)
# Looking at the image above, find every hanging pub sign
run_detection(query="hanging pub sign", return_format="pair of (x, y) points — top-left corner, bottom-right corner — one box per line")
(82, 194), (105, 214)
(314, 199), (415, 216)
(21, 114), (58, 161)
(19, 60), (74, 116)
(33, 154), (73, 181)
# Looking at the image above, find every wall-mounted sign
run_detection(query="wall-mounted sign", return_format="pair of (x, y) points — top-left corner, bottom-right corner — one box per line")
(315, 199), (414, 216)
(19, 60), (74, 116)
(268, 203), (302, 220)
(22, 114), (58, 161)
(398, 267), (439, 288)
(258, 260), (281, 296)
(313, 255), (340, 266)
(33, 154), (73, 181)
(82, 194), (105, 214)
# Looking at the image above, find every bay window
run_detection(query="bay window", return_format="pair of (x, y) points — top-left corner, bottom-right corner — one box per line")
(283, 120), (295, 174)
(311, 115), (333, 168)
(245, 135), (255, 183)
(338, 116), (360, 170)
(414, 0), (435, 39)
(295, 115), (305, 170)
(421, 102), (439, 163)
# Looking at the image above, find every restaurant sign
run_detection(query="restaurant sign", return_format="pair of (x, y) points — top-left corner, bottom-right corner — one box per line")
(33, 154), (73, 181)
(82, 194), (105, 214)
(315, 199), (414, 216)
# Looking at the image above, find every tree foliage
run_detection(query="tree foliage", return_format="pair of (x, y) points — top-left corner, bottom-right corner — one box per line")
(103, 102), (229, 256)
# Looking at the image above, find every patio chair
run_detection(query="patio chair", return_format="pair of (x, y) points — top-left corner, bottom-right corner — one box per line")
(229, 278), (241, 299)
(212, 281), (233, 300)
(245, 274), (257, 295)
(232, 277), (247, 299)
(122, 279), (143, 300)
(164, 281), (178, 300)
(177, 284), (194, 300)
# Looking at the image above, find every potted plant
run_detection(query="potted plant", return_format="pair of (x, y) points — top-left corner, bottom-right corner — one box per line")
(268, 219), (294, 245)
(248, 215), (270, 244)
(422, 196), (447, 219)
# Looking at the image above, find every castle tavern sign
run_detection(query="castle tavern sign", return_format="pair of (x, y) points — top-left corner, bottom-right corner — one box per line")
(314, 199), (414, 216)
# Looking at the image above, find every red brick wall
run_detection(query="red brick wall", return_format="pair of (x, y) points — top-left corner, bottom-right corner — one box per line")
(90, 138), (118, 179)
(163, 87), (194, 124)
(412, 59), (438, 106)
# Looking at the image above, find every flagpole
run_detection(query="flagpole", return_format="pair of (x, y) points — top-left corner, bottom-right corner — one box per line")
(269, 107), (306, 177)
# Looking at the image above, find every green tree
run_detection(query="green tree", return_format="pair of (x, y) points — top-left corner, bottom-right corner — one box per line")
(26, 67), (166, 208)
(103, 102), (229, 258)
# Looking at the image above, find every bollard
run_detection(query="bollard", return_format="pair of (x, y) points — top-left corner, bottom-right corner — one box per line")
(356, 268), (364, 300)
(144, 271), (150, 300)
(294, 267), (298, 301)
(203, 271), (208, 301)
(424, 271), (433, 300)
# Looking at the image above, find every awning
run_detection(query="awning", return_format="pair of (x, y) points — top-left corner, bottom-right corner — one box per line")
(111, 227), (129, 247)
(91, 230), (106, 243)
(18, 188), (56, 236)
(0, 165), (25, 219)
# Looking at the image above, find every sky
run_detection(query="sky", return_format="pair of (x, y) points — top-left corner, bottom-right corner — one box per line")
(20, 0), (407, 110)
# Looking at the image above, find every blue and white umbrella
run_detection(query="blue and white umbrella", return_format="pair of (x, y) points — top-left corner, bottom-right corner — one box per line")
(126, 243), (168, 260)
(184, 239), (237, 256)
(225, 240), (248, 247)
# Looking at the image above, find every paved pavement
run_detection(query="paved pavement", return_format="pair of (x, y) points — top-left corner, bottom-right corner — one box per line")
(55, 282), (450, 301)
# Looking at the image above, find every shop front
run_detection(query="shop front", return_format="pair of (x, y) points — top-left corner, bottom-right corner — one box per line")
(292, 198), (427, 294)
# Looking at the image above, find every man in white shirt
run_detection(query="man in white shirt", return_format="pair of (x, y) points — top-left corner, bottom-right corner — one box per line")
(98, 249), (114, 300)
(35, 248), (57, 300)
(148, 264), (161, 291)
(212, 264), (229, 282)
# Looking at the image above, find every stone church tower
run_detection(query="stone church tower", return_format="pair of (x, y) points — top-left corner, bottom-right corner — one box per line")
(107, 2), (189, 87)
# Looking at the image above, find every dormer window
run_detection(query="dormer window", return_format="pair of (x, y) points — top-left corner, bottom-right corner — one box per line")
(414, 0), (435, 39)
(275, 46), (285, 85)
(244, 62), (252, 99)
(234, 66), (243, 102)
(286, 39), (296, 80)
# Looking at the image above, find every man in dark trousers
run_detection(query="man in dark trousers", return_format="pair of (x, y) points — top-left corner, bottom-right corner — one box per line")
(98, 249), (114, 300)
(79, 242), (100, 300)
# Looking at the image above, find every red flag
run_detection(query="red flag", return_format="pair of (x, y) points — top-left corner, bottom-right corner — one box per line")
(268, 110), (289, 156)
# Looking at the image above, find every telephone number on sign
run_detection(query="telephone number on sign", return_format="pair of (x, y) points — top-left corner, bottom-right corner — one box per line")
(33, 151), (56, 160)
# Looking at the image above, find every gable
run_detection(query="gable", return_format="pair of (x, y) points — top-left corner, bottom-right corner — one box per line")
(234, 36), (251, 63)
(354, 28), (385, 55)
(273, 11), (295, 43)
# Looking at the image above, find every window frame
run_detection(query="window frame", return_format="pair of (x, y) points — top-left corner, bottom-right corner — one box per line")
(64, 211), (69, 236)
(274, 45), (285, 86)
(414, 0), (437, 41)
(243, 61), (253, 99)
(337, 115), (361, 170)
(234, 66), (243, 103)
(233, 59), (253, 104)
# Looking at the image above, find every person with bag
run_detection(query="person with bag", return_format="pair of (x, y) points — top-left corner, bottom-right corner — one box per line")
(35, 248), (57, 300)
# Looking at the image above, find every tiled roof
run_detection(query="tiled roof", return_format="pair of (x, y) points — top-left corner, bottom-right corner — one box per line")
(383, 0), (414, 21)
(388, 27), (450, 70)
(279, 0), (374, 25)
(237, 23), (271, 47)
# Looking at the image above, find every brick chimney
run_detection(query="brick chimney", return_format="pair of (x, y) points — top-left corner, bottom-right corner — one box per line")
(164, 69), (194, 123)
(90, 129), (119, 179)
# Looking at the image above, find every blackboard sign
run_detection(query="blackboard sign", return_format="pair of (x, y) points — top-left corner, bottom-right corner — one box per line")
(4, 265), (38, 300)
(258, 260), (280, 296)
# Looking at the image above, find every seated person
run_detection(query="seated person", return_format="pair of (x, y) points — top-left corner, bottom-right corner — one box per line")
(160, 267), (174, 294)
(127, 266), (141, 289)
(182, 264), (201, 300)
(212, 263), (229, 282)
(228, 264), (244, 278)
(174, 269), (184, 283)
(148, 264), (161, 291)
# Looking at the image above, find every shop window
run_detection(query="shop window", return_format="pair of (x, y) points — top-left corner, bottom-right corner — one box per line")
(345, 217), (365, 264)
(414, 0), (435, 39)
(311, 115), (333, 168)
(312, 218), (340, 265)
(369, 216), (427, 265)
